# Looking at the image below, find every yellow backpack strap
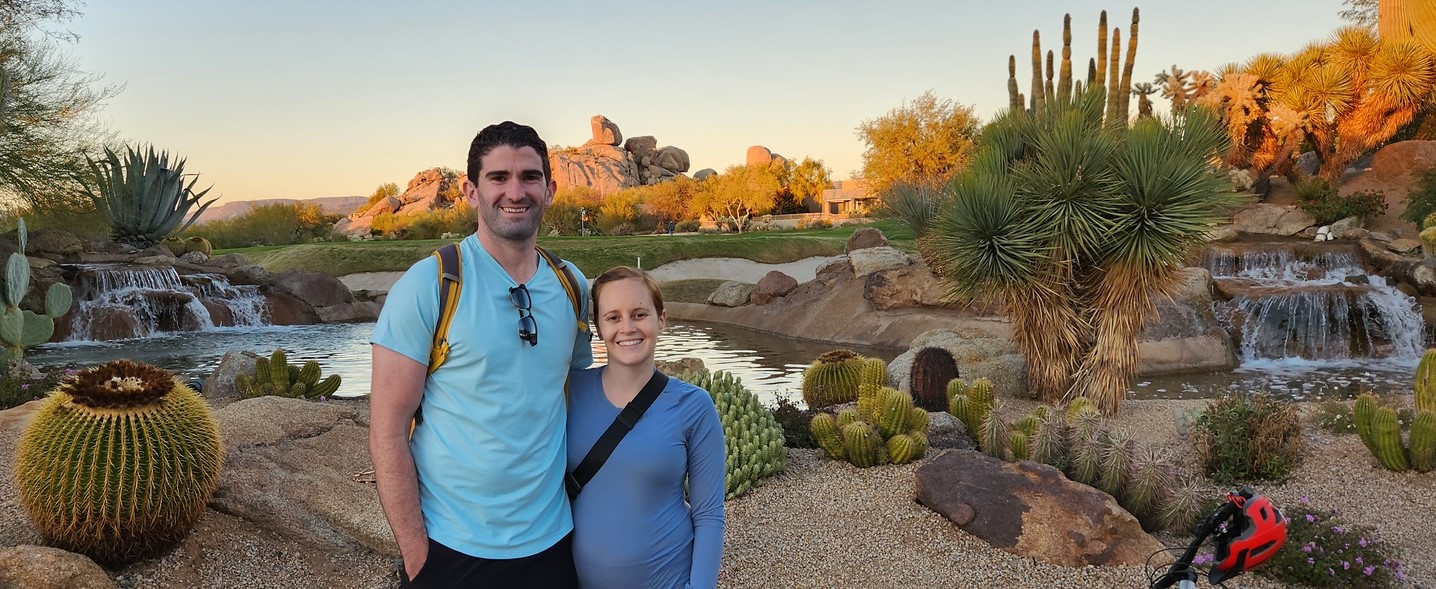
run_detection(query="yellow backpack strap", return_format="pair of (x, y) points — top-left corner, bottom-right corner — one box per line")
(536, 246), (589, 339)
(428, 242), (463, 375)
(413, 242), (462, 440)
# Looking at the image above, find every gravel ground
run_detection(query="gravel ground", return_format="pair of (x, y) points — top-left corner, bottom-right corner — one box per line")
(3, 397), (1432, 588)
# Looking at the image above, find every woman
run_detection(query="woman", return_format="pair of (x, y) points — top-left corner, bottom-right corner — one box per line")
(566, 266), (725, 589)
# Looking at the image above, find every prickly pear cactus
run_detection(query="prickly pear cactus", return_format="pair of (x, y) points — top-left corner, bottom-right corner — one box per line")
(681, 370), (786, 500)
(801, 349), (866, 409)
(0, 219), (72, 370)
(237, 349), (341, 400)
(13, 359), (223, 565)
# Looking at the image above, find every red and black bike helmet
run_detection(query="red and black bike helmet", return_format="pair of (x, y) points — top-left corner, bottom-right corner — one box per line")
(1209, 494), (1288, 584)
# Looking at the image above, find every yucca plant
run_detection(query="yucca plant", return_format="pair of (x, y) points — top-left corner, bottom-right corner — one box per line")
(83, 145), (216, 248)
(926, 88), (1238, 414)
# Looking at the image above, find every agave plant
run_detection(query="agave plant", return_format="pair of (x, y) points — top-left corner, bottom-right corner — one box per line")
(84, 145), (216, 248)
(926, 89), (1239, 414)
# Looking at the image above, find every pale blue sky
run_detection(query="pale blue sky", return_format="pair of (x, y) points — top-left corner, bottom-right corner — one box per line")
(60, 1), (1349, 203)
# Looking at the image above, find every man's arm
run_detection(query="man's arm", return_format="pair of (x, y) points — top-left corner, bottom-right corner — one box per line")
(368, 343), (430, 581)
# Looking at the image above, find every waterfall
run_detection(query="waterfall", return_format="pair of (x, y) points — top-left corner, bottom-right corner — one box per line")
(67, 265), (271, 341)
(1205, 243), (1425, 362)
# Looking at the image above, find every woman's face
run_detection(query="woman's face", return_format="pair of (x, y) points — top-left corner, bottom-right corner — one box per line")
(596, 278), (665, 368)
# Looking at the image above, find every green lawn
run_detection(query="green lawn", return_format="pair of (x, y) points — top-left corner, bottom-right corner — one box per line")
(220, 219), (916, 277)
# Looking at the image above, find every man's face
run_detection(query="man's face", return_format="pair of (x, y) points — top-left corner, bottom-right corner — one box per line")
(464, 145), (555, 243)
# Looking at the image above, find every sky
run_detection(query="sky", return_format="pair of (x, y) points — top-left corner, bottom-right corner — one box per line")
(53, 0), (1351, 204)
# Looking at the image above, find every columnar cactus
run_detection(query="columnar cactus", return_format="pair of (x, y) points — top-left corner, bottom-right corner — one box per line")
(13, 360), (223, 565)
(858, 357), (887, 391)
(1098, 429), (1134, 500)
(0, 219), (72, 370)
(236, 348), (341, 400)
(1354, 393), (1379, 453)
(1417, 349), (1436, 414)
(1367, 406), (1411, 472)
(1008, 430), (1031, 461)
(801, 350), (867, 409)
(1411, 410), (1436, 473)
(681, 370), (786, 500)
(979, 404), (1010, 460)
(946, 377), (994, 435)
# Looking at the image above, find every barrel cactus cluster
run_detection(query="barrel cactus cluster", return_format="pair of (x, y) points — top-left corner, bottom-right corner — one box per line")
(800, 349), (887, 409)
(236, 348), (342, 399)
(1, 219), (73, 370)
(1353, 392), (1435, 473)
(13, 359), (224, 565)
(948, 384), (1201, 532)
(809, 384), (929, 467)
(159, 235), (213, 257)
(680, 370), (786, 500)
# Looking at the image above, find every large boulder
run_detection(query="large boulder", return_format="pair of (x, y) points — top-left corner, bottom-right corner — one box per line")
(202, 350), (261, 407)
(271, 270), (355, 308)
(750, 271), (799, 305)
(0, 545), (115, 589)
(315, 300), (382, 323)
(915, 449), (1165, 568)
(746, 145), (773, 167)
(845, 227), (889, 253)
(1339, 140), (1436, 237)
(655, 146), (690, 173)
(864, 257), (951, 311)
(1136, 267), (1237, 374)
(707, 281), (754, 307)
(889, 329), (1029, 397)
(624, 135), (658, 163)
(848, 246), (910, 277)
(1231, 204), (1317, 236)
(211, 396), (396, 556)
(588, 115), (622, 146)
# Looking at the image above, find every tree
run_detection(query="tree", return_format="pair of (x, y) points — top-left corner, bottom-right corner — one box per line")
(1340, 0), (1377, 28)
(787, 157), (831, 212)
(926, 90), (1239, 415)
(855, 91), (980, 197)
(643, 175), (698, 224)
(365, 182), (400, 208)
(689, 165), (781, 233)
(0, 5), (116, 214)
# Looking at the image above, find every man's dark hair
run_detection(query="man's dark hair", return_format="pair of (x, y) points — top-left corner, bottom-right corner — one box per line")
(466, 121), (552, 183)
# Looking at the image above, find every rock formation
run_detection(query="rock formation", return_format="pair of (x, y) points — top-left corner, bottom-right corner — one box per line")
(336, 168), (465, 236)
(550, 115), (692, 195)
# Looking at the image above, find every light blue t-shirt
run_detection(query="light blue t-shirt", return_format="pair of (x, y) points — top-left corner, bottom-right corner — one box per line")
(371, 234), (592, 559)
(567, 367), (726, 589)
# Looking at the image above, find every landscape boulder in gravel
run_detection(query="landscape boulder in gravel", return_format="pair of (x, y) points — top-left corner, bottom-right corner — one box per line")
(0, 545), (115, 589)
(845, 227), (889, 252)
(915, 449), (1164, 568)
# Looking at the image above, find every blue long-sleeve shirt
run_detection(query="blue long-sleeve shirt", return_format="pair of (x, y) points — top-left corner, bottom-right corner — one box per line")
(566, 367), (726, 589)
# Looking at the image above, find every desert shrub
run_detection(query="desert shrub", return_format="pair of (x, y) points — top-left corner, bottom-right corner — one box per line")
(797, 217), (832, 230)
(545, 186), (602, 235)
(675, 219), (700, 233)
(1294, 177), (1387, 225)
(1191, 393), (1304, 484)
(1401, 167), (1436, 226)
(403, 202), (476, 240)
(185, 202), (339, 247)
(606, 223), (635, 236)
(0, 368), (68, 411)
(1260, 498), (1406, 588)
(770, 393), (817, 448)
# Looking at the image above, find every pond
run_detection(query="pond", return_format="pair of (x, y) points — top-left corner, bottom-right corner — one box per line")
(25, 321), (1418, 407)
(25, 321), (901, 407)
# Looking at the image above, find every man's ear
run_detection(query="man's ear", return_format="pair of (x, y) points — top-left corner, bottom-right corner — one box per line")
(543, 179), (557, 205)
(462, 178), (478, 204)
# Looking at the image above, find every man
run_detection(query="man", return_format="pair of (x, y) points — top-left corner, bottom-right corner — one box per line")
(369, 121), (592, 588)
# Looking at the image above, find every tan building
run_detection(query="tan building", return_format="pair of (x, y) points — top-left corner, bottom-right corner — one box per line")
(820, 179), (877, 216)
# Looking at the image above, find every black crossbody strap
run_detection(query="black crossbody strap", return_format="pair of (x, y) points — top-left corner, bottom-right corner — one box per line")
(566, 370), (668, 499)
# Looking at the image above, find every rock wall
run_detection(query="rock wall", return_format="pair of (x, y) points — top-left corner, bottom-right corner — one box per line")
(550, 114), (692, 196)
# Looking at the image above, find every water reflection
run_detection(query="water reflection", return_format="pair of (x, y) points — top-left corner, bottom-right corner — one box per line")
(25, 321), (901, 406)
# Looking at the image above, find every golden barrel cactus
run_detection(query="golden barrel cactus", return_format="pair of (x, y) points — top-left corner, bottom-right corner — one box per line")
(13, 360), (224, 565)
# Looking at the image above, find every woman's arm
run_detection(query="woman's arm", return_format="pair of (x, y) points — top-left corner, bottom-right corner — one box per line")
(685, 392), (727, 589)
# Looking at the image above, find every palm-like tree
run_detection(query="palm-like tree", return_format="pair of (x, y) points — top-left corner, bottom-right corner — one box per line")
(1131, 82), (1158, 118)
(926, 89), (1239, 414)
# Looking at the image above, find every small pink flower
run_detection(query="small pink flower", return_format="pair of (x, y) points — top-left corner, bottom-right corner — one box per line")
(19, 384), (28, 390)
(1305, 514), (1316, 522)
(1342, 561), (1350, 570)
(1364, 566), (1375, 576)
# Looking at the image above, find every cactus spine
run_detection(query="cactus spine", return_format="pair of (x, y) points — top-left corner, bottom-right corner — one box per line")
(0, 219), (73, 370)
(14, 360), (223, 565)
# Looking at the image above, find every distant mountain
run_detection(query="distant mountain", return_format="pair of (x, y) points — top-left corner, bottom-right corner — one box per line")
(195, 196), (369, 224)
